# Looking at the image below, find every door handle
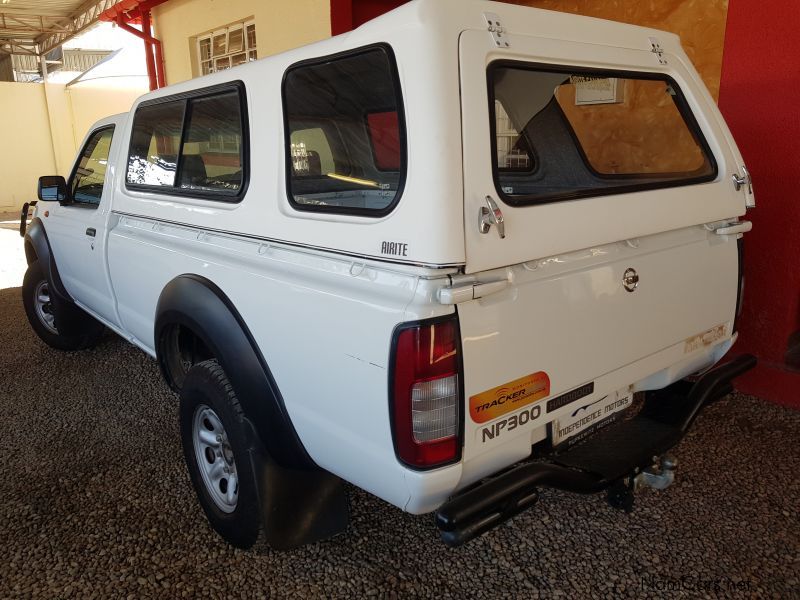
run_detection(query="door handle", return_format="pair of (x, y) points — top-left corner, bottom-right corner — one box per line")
(479, 196), (505, 239)
(732, 165), (752, 194)
(86, 227), (96, 237)
(732, 165), (755, 209)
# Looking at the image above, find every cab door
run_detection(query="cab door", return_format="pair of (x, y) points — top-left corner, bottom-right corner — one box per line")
(47, 118), (122, 327)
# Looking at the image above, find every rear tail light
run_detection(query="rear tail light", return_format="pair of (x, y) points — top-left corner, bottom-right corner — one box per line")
(390, 315), (462, 469)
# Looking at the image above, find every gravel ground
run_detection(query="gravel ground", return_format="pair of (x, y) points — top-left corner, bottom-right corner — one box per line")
(1, 285), (798, 598)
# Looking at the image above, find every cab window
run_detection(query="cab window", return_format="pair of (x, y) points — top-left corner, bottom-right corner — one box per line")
(126, 83), (248, 200)
(70, 126), (115, 206)
(127, 101), (184, 187)
(179, 92), (244, 192)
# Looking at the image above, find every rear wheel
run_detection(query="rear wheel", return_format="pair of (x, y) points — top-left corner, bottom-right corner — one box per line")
(180, 359), (266, 549)
(22, 259), (105, 351)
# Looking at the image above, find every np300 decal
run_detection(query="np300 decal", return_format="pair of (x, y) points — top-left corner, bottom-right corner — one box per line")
(469, 371), (550, 423)
(480, 404), (544, 443)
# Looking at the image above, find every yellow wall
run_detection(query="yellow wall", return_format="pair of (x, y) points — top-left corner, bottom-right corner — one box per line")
(0, 81), (145, 211)
(152, 0), (331, 84)
(1, 0), (331, 212)
(62, 82), (145, 168)
(0, 83), (57, 211)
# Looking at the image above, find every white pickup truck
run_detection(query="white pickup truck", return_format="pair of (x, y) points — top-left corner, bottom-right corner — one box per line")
(20, 0), (756, 550)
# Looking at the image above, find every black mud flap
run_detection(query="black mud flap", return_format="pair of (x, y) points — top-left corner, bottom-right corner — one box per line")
(246, 436), (349, 550)
(436, 354), (757, 547)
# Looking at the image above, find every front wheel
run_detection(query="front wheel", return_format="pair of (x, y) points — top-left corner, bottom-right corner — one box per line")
(22, 259), (104, 351)
(180, 359), (266, 549)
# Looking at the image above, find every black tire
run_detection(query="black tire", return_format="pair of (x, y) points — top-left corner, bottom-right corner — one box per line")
(22, 259), (105, 351)
(179, 359), (265, 549)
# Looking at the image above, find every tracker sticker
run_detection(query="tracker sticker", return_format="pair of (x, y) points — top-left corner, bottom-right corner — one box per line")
(469, 371), (550, 424)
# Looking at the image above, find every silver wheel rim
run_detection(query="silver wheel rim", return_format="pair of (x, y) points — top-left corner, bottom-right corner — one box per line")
(192, 405), (239, 513)
(33, 280), (58, 334)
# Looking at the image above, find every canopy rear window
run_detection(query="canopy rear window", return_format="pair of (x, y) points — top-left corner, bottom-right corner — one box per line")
(283, 45), (406, 217)
(489, 63), (717, 205)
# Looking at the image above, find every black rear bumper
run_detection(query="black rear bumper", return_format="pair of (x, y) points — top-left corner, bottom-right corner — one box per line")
(436, 354), (757, 547)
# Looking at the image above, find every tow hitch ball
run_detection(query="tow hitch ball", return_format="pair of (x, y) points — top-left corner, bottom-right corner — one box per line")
(606, 455), (678, 513)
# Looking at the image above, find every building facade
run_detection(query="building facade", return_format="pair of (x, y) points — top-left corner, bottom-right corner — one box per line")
(151, 0), (331, 85)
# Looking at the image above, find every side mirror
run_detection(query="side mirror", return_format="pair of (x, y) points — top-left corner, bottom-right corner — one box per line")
(37, 175), (70, 203)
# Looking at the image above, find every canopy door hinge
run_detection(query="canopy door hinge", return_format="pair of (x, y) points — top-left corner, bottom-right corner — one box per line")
(704, 219), (753, 236)
(484, 12), (510, 48)
(438, 276), (511, 305)
(649, 37), (667, 65)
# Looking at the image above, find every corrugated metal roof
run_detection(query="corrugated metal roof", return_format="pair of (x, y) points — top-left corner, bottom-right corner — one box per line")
(0, 0), (125, 56)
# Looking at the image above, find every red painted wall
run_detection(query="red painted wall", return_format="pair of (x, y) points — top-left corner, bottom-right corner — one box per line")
(331, 0), (407, 35)
(718, 0), (800, 407)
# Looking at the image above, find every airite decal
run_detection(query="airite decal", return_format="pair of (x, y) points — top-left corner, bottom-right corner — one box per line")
(380, 241), (408, 257)
(469, 371), (550, 424)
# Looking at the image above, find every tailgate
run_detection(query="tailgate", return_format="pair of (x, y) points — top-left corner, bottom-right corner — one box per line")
(457, 226), (738, 464)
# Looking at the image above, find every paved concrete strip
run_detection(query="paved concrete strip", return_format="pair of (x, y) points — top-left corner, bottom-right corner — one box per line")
(0, 228), (27, 290)
(0, 286), (798, 597)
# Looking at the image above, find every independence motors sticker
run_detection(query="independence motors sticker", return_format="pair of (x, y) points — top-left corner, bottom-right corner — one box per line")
(550, 388), (633, 447)
(469, 371), (550, 424)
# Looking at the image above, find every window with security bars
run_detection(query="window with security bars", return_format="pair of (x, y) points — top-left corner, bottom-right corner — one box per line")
(197, 21), (257, 75)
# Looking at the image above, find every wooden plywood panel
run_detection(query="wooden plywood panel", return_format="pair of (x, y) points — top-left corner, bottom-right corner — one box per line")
(555, 77), (708, 174)
(506, 0), (729, 101)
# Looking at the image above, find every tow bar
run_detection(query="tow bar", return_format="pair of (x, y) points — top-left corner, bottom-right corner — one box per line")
(436, 354), (756, 547)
